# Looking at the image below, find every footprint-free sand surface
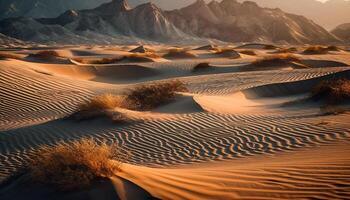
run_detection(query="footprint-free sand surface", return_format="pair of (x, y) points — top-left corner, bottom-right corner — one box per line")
(1, 45), (350, 199)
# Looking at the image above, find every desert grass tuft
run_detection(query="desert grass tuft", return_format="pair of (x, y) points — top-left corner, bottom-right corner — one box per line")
(311, 79), (350, 105)
(252, 54), (300, 66)
(192, 62), (213, 72)
(29, 138), (125, 191)
(239, 50), (256, 56)
(163, 48), (197, 59)
(0, 52), (22, 60)
(30, 50), (60, 59)
(303, 46), (329, 55)
(126, 80), (188, 110)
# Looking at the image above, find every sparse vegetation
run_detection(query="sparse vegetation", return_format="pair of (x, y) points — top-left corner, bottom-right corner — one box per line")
(252, 54), (300, 66)
(30, 50), (60, 59)
(0, 52), (22, 60)
(126, 80), (188, 110)
(73, 53), (159, 64)
(239, 50), (256, 56)
(214, 48), (240, 58)
(74, 80), (188, 120)
(29, 138), (124, 191)
(264, 44), (278, 50)
(192, 62), (213, 72)
(163, 48), (197, 59)
(311, 79), (350, 105)
(303, 46), (329, 55)
(273, 47), (298, 54)
(325, 45), (341, 51)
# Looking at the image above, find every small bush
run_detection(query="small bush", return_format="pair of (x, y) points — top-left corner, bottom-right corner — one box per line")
(29, 138), (124, 191)
(273, 47), (298, 54)
(325, 45), (340, 51)
(192, 62), (213, 72)
(264, 44), (278, 50)
(252, 54), (300, 66)
(31, 50), (60, 59)
(75, 80), (188, 120)
(239, 50), (256, 56)
(126, 80), (188, 110)
(303, 46), (329, 55)
(163, 48), (197, 59)
(311, 79), (350, 105)
(0, 52), (22, 60)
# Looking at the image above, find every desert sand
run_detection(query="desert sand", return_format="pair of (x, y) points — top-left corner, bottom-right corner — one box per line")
(0, 44), (350, 199)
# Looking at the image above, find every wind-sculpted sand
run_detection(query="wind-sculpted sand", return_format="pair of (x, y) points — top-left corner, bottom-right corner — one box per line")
(0, 45), (350, 199)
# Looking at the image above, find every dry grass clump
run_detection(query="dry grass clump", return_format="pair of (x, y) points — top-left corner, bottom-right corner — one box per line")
(311, 79), (350, 105)
(273, 47), (298, 54)
(75, 80), (188, 120)
(29, 138), (124, 191)
(73, 53), (159, 64)
(252, 54), (300, 66)
(214, 48), (240, 58)
(0, 52), (22, 60)
(192, 62), (213, 72)
(303, 46), (329, 55)
(126, 80), (188, 110)
(163, 48), (197, 59)
(325, 45), (341, 51)
(75, 94), (129, 122)
(264, 44), (278, 50)
(30, 50), (60, 59)
(239, 50), (256, 56)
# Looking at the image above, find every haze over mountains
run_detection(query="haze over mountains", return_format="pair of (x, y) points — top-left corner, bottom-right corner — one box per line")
(0, 0), (342, 44)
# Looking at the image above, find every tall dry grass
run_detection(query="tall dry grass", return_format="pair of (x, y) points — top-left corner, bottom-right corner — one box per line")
(311, 79), (350, 105)
(29, 138), (125, 191)
(252, 54), (300, 66)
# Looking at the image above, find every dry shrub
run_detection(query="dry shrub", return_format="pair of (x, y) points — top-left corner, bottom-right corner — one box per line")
(264, 44), (278, 50)
(73, 53), (159, 64)
(75, 80), (188, 120)
(75, 94), (129, 122)
(326, 45), (341, 51)
(0, 52), (22, 60)
(192, 62), (212, 72)
(239, 50), (256, 56)
(311, 79), (350, 105)
(29, 138), (124, 191)
(214, 48), (240, 58)
(126, 80), (188, 110)
(320, 105), (348, 115)
(31, 50), (60, 59)
(273, 47), (298, 54)
(252, 54), (300, 66)
(163, 48), (197, 59)
(303, 46), (329, 55)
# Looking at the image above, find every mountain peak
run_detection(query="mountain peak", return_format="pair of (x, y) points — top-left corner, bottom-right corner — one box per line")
(93, 0), (130, 14)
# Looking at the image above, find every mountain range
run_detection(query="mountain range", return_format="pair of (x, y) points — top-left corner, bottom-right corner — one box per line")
(0, 0), (342, 44)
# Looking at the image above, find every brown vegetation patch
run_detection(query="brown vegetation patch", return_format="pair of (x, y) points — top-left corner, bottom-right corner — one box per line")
(126, 80), (188, 110)
(303, 46), (330, 55)
(192, 62), (213, 72)
(0, 52), (22, 60)
(29, 138), (124, 191)
(252, 54), (300, 67)
(239, 50), (257, 56)
(273, 47), (298, 54)
(30, 50), (60, 59)
(73, 53), (159, 64)
(163, 48), (197, 59)
(311, 79), (350, 105)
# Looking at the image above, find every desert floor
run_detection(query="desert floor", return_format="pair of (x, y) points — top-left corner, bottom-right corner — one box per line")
(0, 44), (350, 199)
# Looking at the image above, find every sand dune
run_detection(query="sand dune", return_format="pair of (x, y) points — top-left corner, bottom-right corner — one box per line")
(1, 45), (350, 199)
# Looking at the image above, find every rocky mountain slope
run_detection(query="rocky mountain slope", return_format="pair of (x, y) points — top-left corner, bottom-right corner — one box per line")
(165, 0), (339, 44)
(0, 0), (341, 44)
(331, 23), (350, 43)
(0, 0), (190, 44)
